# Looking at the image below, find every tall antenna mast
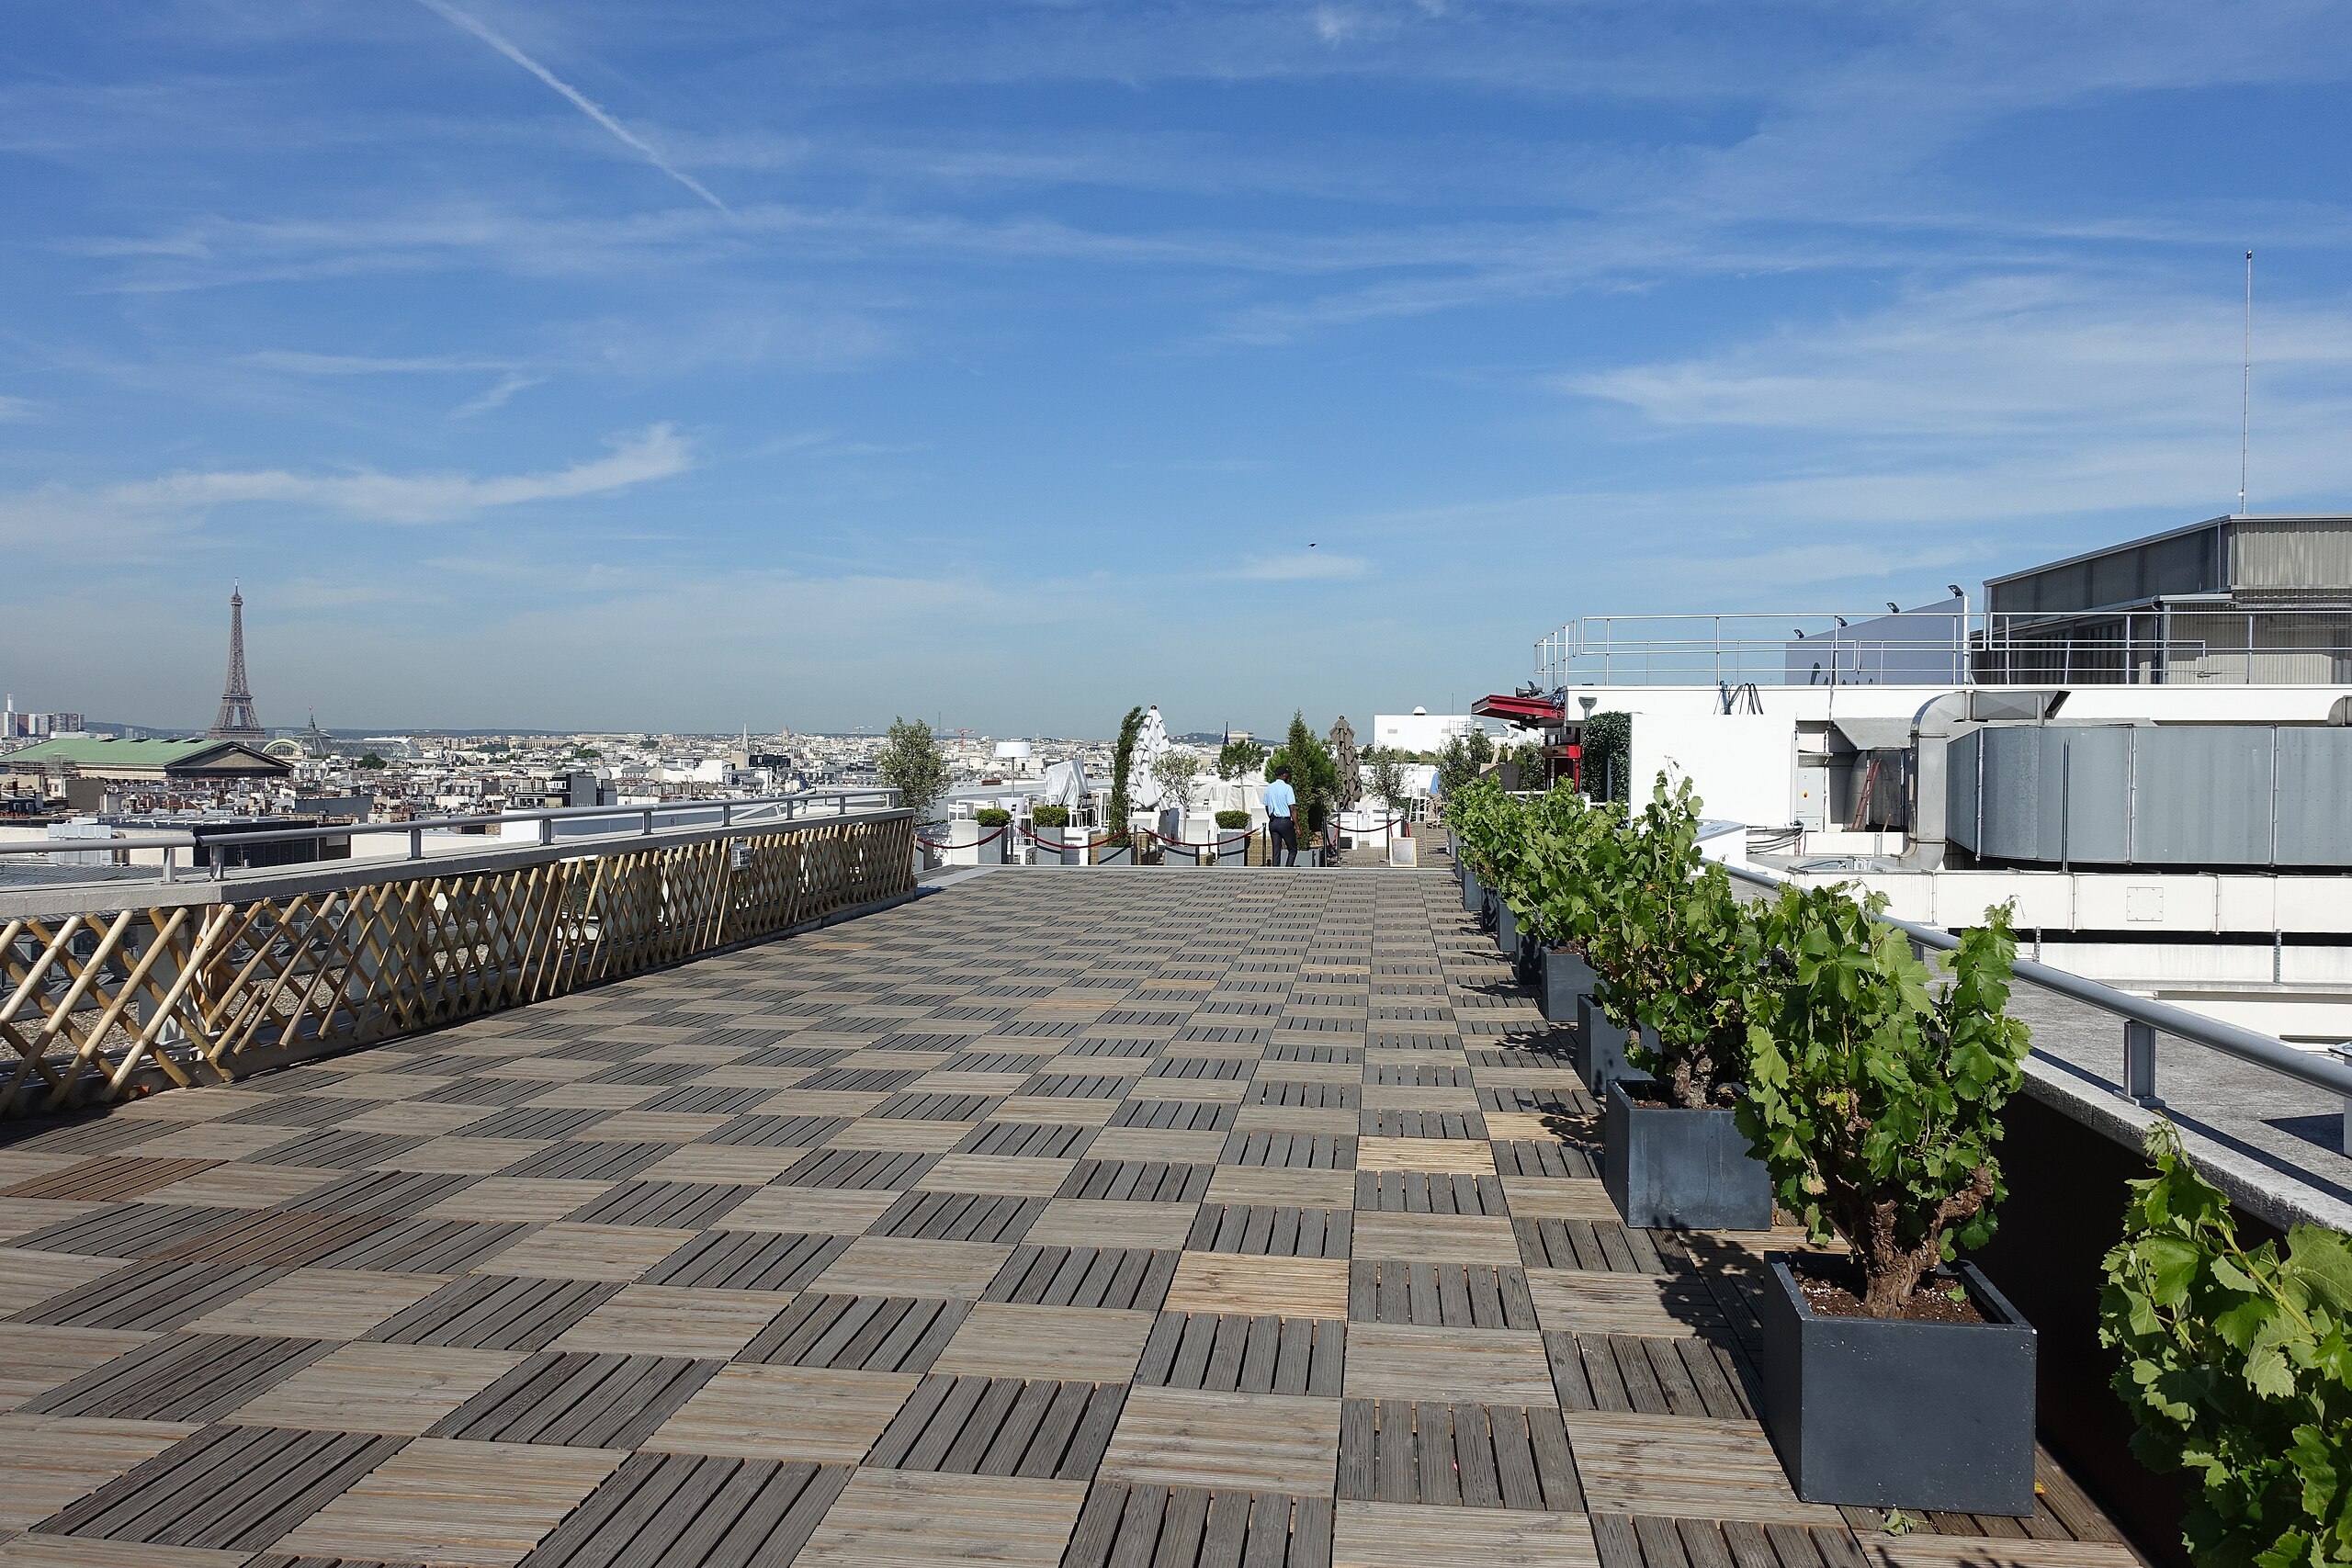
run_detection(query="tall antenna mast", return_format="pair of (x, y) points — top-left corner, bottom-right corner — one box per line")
(2239, 249), (2253, 516)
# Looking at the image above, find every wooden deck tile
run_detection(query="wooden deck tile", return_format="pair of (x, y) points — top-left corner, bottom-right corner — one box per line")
(933, 1305), (1156, 1382)
(471, 1226), (695, 1282)
(1522, 1272), (1724, 1337)
(1354, 1138), (1498, 1176)
(186, 1271), (448, 1342)
(911, 1156), (1077, 1198)
(0, 1416), (198, 1532)
(644, 1363), (917, 1461)
(1165, 1255), (1351, 1319)
(427, 1353), (718, 1447)
(374, 1137), (555, 1177)
(1204, 1166), (1358, 1209)
(0, 1535), (251, 1568)
(228, 1344), (523, 1435)
(118, 1126), (322, 1163)
(823, 1120), (974, 1155)
(421, 1181), (613, 1224)
(718, 1187), (897, 1235)
(1098, 1386), (1342, 1495)
(1502, 1179), (1620, 1222)
(21, 1335), (333, 1424)
(514, 1451), (850, 1568)
(634, 1146), (811, 1185)
(1021, 1201), (1197, 1251)
(35, 1423), (405, 1551)
(793, 1469), (1089, 1568)
(0, 1253), (131, 1317)
(988, 1096), (1123, 1126)
(272, 1438), (621, 1568)
(1341, 1323), (1555, 1404)
(0, 1330), (156, 1412)
(804, 1237), (1014, 1303)
(1332, 1499), (1600, 1567)
(546, 1285), (787, 1358)
(1351, 1213), (1522, 1266)
(1859, 1538), (2143, 1568)
(1563, 1410), (1842, 1525)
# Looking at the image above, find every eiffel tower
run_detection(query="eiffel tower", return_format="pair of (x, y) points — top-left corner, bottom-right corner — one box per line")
(207, 583), (266, 743)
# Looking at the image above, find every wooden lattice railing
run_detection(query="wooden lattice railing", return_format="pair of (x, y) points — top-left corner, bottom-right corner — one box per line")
(0, 809), (915, 1117)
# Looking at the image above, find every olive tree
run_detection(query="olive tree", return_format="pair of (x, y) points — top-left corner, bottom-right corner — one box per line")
(876, 716), (952, 821)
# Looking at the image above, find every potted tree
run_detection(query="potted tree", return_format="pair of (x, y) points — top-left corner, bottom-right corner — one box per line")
(1214, 809), (1251, 865)
(1742, 883), (2037, 1514)
(976, 807), (1012, 864)
(1586, 778), (1772, 1231)
(1030, 804), (1074, 864)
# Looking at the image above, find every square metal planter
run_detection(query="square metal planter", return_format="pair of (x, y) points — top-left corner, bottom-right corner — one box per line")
(1216, 831), (1250, 866)
(1572, 995), (1643, 1095)
(1541, 947), (1593, 1021)
(1758, 1253), (2038, 1515)
(1602, 1077), (1772, 1231)
(1496, 901), (1520, 962)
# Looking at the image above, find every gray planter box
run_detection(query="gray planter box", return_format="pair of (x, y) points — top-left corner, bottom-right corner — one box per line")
(1541, 948), (1593, 1021)
(1496, 902), (1519, 962)
(1032, 827), (1079, 865)
(1602, 1078), (1772, 1231)
(1096, 839), (1134, 864)
(1572, 995), (1643, 1094)
(1216, 830), (1250, 866)
(1758, 1254), (2038, 1515)
(1462, 865), (1482, 913)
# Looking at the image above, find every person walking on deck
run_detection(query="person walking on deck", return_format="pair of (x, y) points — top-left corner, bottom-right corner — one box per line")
(1263, 765), (1299, 866)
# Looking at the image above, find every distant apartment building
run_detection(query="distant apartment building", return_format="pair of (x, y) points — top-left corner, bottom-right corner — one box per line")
(3, 697), (85, 739)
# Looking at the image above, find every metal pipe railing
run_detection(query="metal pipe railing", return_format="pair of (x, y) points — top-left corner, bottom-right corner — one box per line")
(1723, 862), (2352, 1147)
(0, 788), (901, 886)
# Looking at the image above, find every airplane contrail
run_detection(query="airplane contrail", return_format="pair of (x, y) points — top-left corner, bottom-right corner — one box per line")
(412, 0), (730, 213)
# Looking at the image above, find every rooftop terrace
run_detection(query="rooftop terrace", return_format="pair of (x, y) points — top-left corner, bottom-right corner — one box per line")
(0, 865), (2142, 1568)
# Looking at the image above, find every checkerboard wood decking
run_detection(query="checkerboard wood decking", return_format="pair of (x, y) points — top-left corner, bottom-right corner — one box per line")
(0, 867), (2141, 1568)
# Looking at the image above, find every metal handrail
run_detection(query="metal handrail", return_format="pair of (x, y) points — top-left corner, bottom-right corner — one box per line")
(0, 788), (902, 886)
(1722, 863), (2352, 1119)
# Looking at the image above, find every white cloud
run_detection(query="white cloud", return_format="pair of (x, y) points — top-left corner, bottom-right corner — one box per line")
(0, 424), (692, 543)
(0, 396), (38, 422)
(241, 351), (519, 376)
(1236, 549), (1369, 581)
(449, 372), (544, 418)
(1566, 276), (2352, 439)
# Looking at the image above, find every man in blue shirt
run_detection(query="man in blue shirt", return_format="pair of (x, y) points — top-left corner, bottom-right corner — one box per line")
(1263, 766), (1299, 865)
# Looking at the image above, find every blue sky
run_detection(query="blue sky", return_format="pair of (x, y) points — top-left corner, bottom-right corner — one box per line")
(4, 1), (2349, 737)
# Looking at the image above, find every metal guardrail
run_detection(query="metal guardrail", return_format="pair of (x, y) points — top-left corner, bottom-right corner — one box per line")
(1722, 863), (2352, 1146)
(0, 790), (900, 886)
(1535, 607), (2352, 688)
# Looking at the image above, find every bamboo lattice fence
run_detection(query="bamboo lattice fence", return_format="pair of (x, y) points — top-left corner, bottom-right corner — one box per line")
(0, 809), (915, 1118)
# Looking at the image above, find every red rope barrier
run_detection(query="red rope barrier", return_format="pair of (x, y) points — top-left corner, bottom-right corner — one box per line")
(914, 825), (1007, 852)
(1145, 829), (1255, 850)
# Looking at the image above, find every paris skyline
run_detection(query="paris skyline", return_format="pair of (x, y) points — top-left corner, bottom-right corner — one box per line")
(5, 3), (2351, 733)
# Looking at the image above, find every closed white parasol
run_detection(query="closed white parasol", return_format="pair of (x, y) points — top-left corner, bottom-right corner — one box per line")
(1131, 705), (1171, 811)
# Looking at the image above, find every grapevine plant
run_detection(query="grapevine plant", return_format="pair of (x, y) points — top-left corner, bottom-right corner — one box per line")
(1583, 779), (1764, 1111)
(1739, 883), (2031, 1316)
(2100, 1123), (2352, 1568)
